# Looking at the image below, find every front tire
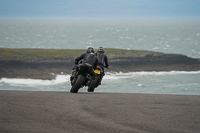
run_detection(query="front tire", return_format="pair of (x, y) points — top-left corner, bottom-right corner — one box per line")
(70, 74), (85, 93)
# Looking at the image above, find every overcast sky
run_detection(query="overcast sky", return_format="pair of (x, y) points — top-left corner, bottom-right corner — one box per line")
(0, 0), (200, 19)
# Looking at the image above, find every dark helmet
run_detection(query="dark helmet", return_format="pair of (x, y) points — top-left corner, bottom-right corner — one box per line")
(86, 47), (94, 53)
(97, 47), (105, 53)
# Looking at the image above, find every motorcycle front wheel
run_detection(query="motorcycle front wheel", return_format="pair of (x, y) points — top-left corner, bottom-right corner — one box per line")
(70, 74), (85, 93)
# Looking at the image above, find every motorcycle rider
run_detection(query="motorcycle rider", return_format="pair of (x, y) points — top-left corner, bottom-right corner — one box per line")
(70, 47), (98, 81)
(95, 47), (109, 84)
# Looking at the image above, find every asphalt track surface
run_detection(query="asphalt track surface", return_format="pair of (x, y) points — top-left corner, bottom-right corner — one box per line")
(0, 90), (200, 133)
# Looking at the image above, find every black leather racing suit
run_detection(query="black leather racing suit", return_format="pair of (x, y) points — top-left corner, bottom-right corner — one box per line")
(95, 52), (109, 76)
(75, 53), (98, 78)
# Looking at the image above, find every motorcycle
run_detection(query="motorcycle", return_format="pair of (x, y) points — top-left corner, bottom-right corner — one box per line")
(70, 63), (95, 93)
(87, 66), (104, 92)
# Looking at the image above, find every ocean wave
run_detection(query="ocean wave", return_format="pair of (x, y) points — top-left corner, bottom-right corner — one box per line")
(103, 71), (200, 80)
(1, 71), (200, 86)
(1, 75), (70, 86)
(106, 71), (200, 76)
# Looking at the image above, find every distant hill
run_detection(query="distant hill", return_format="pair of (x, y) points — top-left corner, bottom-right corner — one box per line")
(0, 48), (200, 79)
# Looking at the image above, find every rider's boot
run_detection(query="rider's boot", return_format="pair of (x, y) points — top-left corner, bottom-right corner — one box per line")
(98, 78), (102, 85)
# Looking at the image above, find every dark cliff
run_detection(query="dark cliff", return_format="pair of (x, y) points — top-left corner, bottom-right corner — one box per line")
(0, 48), (200, 79)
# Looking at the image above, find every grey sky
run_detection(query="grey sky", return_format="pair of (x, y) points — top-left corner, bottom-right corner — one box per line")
(0, 0), (200, 19)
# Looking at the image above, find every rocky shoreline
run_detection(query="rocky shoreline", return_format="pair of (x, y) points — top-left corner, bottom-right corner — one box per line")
(0, 48), (200, 80)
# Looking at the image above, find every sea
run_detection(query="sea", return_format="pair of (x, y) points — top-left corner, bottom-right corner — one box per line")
(0, 18), (200, 95)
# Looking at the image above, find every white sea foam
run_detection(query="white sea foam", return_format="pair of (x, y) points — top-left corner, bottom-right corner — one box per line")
(153, 47), (160, 50)
(1, 75), (70, 86)
(1, 71), (200, 86)
(108, 71), (200, 75)
(0, 71), (200, 95)
(104, 71), (200, 80)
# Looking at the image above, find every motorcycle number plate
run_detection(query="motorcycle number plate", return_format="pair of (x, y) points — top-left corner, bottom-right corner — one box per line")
(94, 70), (100, 74)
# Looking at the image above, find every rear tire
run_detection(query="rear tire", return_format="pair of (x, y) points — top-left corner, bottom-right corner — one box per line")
(70, 74), (85, 93)
(88, 77), (98, 92)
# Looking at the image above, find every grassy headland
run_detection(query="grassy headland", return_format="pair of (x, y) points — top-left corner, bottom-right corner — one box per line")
(0, 48), (165, 59)
(0, 48), (200, 79)
(0, 48), (86, 59)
